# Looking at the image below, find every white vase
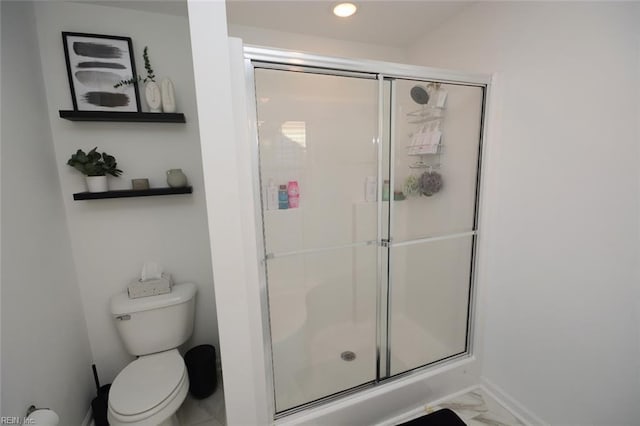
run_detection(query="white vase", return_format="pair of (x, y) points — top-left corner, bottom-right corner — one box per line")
(161, 78), (176, 113)
(166, 169), (187, 188)
(145, 81), (162, 112)
(86, 175), (108, 192)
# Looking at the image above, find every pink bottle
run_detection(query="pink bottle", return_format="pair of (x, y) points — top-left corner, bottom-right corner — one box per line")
(287, 181), (300, 208)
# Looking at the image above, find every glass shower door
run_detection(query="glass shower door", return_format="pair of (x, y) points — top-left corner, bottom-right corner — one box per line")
(386, 79), (484, 375)
(253, 68), (380, 412)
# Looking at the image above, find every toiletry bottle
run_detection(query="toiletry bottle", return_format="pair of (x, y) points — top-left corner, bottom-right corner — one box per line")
(278, 185), (289, 209)
(365, 176), (377, 202)
(266, 180), (278, 210)
(287, 181), (300, 208)
(382, 180), (390, 201)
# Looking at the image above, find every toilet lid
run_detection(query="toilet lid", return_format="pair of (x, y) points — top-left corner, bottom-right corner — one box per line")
(109, 350), (185, 416)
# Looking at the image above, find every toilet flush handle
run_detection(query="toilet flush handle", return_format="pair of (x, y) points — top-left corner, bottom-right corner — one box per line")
(115, 314), (131, 321)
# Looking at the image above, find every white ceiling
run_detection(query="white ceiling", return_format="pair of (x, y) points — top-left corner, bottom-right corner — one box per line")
(225, 1), (474, 48)
(80, 0), (473, 49)
(85, 1), (189, 17)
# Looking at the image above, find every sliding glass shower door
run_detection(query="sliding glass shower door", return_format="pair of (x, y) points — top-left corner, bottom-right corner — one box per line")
(254, 68), (381, 412)
(385, 79), (484, 375)
(252, 62), (485, 414)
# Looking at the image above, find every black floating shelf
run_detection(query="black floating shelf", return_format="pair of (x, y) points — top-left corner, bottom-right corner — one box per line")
(73, 186), (192, 200)
(59, 110), (186, 123)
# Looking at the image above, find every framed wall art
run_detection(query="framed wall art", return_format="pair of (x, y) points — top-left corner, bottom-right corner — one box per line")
(62, 32), (141, 112)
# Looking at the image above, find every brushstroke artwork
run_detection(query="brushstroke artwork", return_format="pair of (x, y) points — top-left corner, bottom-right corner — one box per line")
(62, 32), (141, 112)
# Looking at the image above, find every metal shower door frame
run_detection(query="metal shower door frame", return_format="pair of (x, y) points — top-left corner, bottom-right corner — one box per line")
(243, 45), (491, 420)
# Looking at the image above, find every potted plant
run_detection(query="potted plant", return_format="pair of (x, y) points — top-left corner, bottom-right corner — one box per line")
(67, 147), (122, 192)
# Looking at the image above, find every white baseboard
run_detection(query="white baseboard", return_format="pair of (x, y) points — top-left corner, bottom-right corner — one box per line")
(81, 407), (93, 426)
(481, 377), (548, 426)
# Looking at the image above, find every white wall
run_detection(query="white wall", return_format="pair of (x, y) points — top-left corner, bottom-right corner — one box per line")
(228, 24), (407, 63)
(32, 1), (217, 383)
(408, 3), (640, 424)
(189, 0), (270, 421)
(1, 2), (94, 423)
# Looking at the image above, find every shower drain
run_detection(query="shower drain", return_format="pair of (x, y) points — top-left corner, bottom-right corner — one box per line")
(341, 351), (356, 361)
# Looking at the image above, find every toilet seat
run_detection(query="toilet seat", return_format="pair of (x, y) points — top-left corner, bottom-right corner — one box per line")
(108, 349), (189, 425)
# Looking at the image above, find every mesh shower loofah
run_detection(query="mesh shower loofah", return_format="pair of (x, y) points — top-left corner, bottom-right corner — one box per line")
(420, 171), (443, 196)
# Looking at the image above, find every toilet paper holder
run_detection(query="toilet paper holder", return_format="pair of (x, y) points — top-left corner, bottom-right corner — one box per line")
(26, 405), (54, 417)
(25, 405), (59, 425)
(26, 405), (43, 416)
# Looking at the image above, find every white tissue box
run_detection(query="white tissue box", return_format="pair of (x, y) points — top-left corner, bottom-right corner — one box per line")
(127, 273), (173, 299)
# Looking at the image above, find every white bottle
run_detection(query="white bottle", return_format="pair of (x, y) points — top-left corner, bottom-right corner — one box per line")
(365, 176), (377, 202)
(266, 180), (279, 210)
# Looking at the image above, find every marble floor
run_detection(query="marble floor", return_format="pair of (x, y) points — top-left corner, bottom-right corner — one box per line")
(424, 388), (524, 426)
(176, 369), (226, 426)
(382, 387), (525, 426)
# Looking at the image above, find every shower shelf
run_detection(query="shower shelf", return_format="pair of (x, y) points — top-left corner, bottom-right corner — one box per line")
(406, 145), (444, 155)
(407, 115), (444, 124)
(59, 110), (186, 123)
(406, 95), (446, 170)
(407, 105), (444, 114)
(407, 106), (445, 124)
(409, 162), (440, 169)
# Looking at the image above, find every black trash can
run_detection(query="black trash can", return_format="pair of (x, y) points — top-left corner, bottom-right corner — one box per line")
(91, 384), (110, 426)
(184, 344), (218, 399)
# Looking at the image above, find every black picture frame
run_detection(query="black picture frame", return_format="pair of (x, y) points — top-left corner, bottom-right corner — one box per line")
(62, 32), (141, 112)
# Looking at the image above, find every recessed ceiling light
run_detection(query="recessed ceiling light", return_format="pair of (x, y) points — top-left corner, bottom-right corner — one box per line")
(333, 3), (357, 18)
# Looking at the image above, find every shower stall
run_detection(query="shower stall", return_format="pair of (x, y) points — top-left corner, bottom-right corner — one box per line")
(244, 47), (488, 417)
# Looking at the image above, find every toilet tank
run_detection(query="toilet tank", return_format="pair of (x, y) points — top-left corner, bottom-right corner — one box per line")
(110, 282), (197, 356)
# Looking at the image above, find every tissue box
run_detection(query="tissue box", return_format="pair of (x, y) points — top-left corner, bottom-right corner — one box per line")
(127, 273), (173, 299)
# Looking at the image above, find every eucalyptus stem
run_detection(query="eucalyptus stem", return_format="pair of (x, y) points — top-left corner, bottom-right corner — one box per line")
(142, 46), (155, 83)
(113, 46), (155, 88)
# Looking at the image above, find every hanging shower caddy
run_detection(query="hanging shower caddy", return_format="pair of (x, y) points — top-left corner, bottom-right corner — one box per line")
(405, 83), (447, 196)
(406, 83), (447, 170)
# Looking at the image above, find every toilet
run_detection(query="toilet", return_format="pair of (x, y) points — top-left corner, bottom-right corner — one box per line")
(108, 282), (197, 426)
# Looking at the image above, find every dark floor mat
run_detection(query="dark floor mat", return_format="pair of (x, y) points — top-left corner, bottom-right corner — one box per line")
(396, 408), (466, 426)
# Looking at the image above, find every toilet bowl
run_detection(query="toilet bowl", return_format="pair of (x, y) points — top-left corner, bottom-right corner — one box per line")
(107, 283), (197, 426)
(108, 350), (188, 426)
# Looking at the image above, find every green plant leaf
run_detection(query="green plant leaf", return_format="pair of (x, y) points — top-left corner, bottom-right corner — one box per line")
(67, 147), (122, 177)
(142, 46), (155, 83)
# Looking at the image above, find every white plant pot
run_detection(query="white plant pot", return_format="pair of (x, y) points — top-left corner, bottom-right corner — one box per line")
(86, 175), (108, 192)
